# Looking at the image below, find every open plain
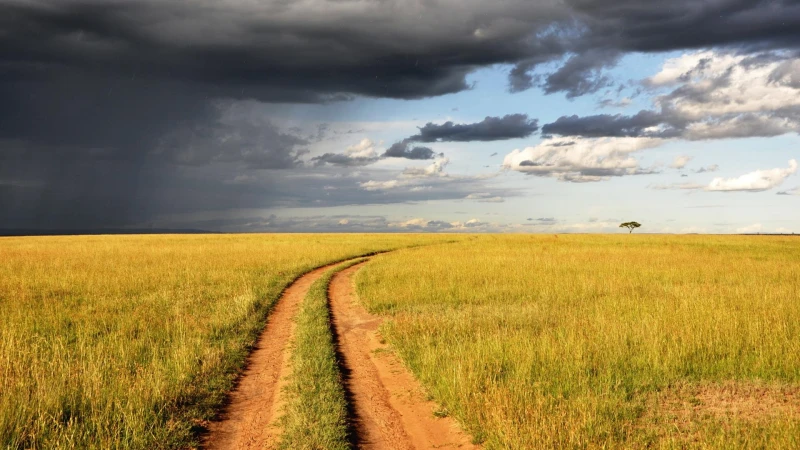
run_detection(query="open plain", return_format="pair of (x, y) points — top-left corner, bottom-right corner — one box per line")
(1, 234), (799, 449)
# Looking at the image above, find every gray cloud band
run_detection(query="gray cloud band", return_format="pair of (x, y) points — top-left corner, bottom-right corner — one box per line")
(311, 114), (539, 168)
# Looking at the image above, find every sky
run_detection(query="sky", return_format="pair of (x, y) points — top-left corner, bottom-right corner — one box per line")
(2, 0), (800, 234)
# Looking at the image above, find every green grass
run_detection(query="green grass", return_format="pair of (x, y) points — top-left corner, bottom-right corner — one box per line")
(0, 234), (456, 449)
(278, 259), (365, 450)
(356, 235), (800, 449)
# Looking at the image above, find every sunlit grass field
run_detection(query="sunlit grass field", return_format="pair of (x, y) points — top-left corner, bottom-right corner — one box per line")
(4, 233), (799, 449)
(0, 234), (454, 449)
(357, 235), (800, 449)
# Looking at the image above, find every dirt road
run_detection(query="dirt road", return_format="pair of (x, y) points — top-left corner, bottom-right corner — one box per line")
(202, 259), (478, 449)
(329, 263), (479, 450)
(202, 264), (333, 450)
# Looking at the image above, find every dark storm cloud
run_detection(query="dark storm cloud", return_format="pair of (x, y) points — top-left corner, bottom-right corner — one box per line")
(0, 96), (310, 228)
(383, 142), (440, 160)
(1, 153), (159, 229)
(154, 102), (309, 169)
(408, 114), (540, 142)
(508, 61), (541, 93)
(541, 50), (621, 98)
(0, 77), (214, 156)
(311, 140), (440, 167)
(1, 147), (287, 230)
(5, 0), (800, 229)
(541, 110), (670, 138)
(4, 1), (800, 105)
(566, 0), (800, 52)
(310, 153), (381, 167)
(507, 53), (561, 93)
(0, 0), (567, 102)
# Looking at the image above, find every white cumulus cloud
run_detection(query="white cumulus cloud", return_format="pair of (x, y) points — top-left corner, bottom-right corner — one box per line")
(671, 155), (693, 169)
(502, 136), (664, 182)
(650, 51), (800, 120)
(706, 159), (797, 192)
(345, 138), (381, 158)
(401, 157), (450, 178)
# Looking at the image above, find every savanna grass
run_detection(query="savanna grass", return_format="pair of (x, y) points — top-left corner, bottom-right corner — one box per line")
(356, 235), (800, 449)
(0, 234), (454, 449)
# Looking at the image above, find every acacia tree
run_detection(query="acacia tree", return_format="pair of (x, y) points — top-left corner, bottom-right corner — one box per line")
(619, 221), (641, 233)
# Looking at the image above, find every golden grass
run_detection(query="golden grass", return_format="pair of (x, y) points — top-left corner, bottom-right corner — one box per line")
(0, 234), (454, 449)
(356, 235), (800, 449)
(640, 381), (800, 448)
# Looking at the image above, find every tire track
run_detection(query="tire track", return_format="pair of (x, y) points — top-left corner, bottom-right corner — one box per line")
(202, 263), (340, 450)
(329, 262), (479, 450)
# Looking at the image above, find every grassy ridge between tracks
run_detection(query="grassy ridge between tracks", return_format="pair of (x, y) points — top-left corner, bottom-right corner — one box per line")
(278, 259), (367, 450)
